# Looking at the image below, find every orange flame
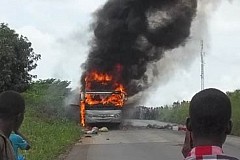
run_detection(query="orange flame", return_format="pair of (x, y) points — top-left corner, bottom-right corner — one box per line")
(84, 84), (126, 106)
(80, 71), (126, 127)
(85, 72), (113, 89)
(80, 101), (85, 127)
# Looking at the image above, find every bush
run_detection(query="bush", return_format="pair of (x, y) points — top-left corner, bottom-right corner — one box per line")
(228, 90), (240, 136)
(19, 79), (82, 159)
(23, 79), (71, 118)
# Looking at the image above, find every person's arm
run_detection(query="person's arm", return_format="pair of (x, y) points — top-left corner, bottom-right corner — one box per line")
(14, 131), (31, 150)
(14, 130), (29, 143)
(182, 130), (193, 158)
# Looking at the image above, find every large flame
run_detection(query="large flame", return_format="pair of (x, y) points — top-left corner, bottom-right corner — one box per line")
(80, 71), (126, 126)
(80, 101), (85, 127)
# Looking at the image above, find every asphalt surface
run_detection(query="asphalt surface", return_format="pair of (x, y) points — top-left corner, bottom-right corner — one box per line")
(63, 120), (240, 160)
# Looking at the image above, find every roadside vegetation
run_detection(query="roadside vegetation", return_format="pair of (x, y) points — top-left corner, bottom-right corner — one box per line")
(0, 24), (82, 160)
(227, 90), (240, 136)
(20, 79), (82, 160)
(157, 89), (240, 136)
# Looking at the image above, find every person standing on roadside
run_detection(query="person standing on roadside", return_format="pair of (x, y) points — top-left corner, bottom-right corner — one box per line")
(182, 88), (239, 160)
(0, 91), (26, 160)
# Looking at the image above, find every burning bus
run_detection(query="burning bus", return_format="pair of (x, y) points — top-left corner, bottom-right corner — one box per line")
(80, 71), (127, 127)
(78, 0), (198, 127)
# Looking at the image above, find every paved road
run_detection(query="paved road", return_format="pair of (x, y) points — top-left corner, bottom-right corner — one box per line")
(63, 120), (240, 160)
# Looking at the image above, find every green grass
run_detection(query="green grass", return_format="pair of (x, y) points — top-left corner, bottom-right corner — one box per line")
(20, 108), (82, 160)
(17, 80), (83, 159)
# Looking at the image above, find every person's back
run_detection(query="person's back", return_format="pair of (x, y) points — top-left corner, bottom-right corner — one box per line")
(0, 91), (26, 160)
(182, 88), (239, 160)
(0, 131), (15, 160)
(185, 146), (239, 160)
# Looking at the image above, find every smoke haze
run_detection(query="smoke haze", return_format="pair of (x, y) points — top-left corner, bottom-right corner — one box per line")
(81, 0), (197, 97)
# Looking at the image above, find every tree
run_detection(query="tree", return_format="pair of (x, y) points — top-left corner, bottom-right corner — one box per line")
(0, 23), (41, 92)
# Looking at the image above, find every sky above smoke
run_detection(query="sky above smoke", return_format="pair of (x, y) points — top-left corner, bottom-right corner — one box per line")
(0, 0), (240, 106)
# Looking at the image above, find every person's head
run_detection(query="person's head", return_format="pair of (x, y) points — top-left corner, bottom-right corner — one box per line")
(186, 88), (232, 146)
(0, 90), (25, 133)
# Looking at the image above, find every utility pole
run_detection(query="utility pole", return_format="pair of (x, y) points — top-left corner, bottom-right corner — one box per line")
(200, 40), (205, 91)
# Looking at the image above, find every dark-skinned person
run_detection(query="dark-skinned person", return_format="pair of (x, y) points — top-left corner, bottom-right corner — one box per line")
(0, 91), (26, 160)
(182, 88), (239, 160)
(9, 106), (30, 160)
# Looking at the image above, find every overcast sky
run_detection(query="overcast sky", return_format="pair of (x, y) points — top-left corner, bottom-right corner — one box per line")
(1, 0), (240, 106)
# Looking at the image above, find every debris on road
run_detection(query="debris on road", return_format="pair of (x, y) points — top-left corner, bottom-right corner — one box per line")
(146, 123), (171, 129)
(85, 127), (99, 134)
(146, 123), (187, 132)
(172, 125), (179, 131)
(99, 127), (109, 132)
(169, 124), (187, 131)
(85, 135), (92, 137)
(178, 125), (187, 131)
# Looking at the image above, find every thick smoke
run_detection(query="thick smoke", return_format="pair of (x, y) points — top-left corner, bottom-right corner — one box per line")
(81, 0), (197, 97)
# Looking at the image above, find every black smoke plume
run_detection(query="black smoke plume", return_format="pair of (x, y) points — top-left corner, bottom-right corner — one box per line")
(81, 0), (197, 97)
